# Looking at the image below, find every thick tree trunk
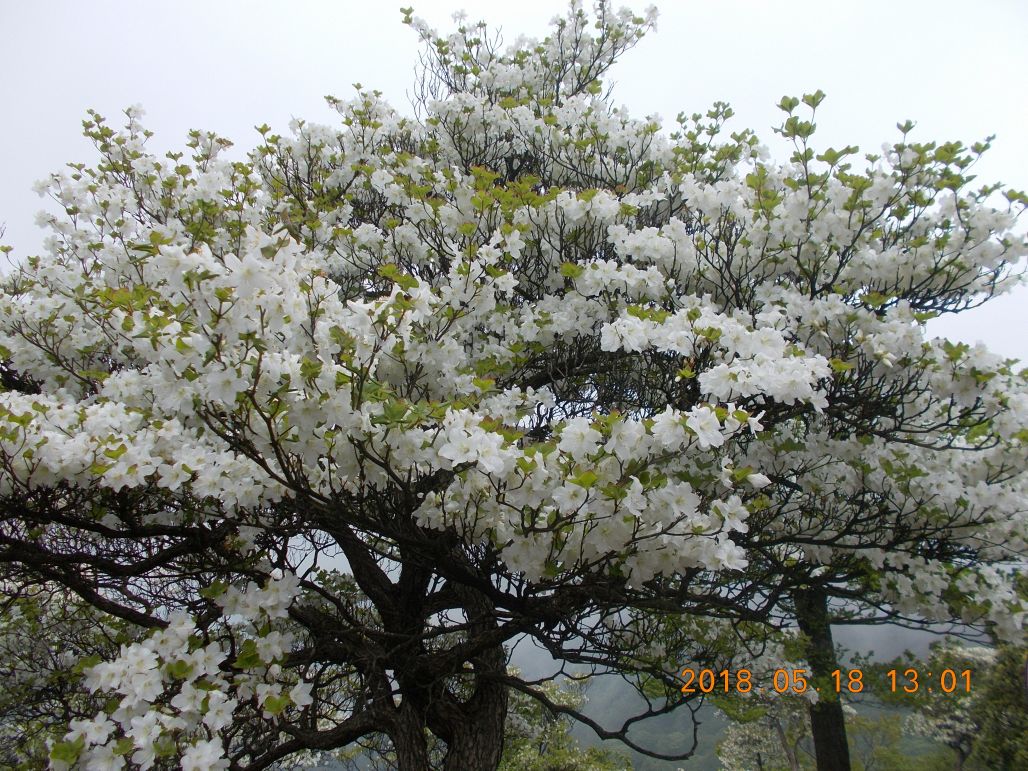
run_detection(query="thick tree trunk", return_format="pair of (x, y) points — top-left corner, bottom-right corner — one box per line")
(794, 585), (851, 771)
(439, 639), (508, 771)
(441, 697), (506, 771)
(382, 579), (509, 771)
(393, 701), (431, 771)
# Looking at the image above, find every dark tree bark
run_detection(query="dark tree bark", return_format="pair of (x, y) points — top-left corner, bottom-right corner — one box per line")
(428, 586), (509, 771)
(393, 701), (431, 771)
(439, 641), (508, 771)
(794, 585), (851, 771)
(389, 640), (508, 771)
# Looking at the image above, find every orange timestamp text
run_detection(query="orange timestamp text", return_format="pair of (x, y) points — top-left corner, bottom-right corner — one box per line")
(679, 667), (972, 695)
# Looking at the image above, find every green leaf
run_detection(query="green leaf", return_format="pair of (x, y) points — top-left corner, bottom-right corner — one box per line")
(300, 357), (323, 382)
(378, 263), (400, 281)
(802, 89), (826, 109)
(601, 483), (628, 501)
(263, 693), (291, 715)
(516, 457), (538, 474)
(50, 738), (85, 764)
(472, 376), (495, 392)
(233, 639), (262, 669)
(942, 340), (969, 362)
(778, 96), (800, 114)
(103, 443), (128, 460)
(380, 399), (409, 424)
(73, 654), (103, 675)
(559, 262), (584, 279)
(154, 736), (177, 758)
(199, 580), (228, 599)
(966, 421), (991, 443)
(378, 262), (419, 290)
(570, 470), (599, 488)
(76, 368), (111, 383)
(542, 559), (562, 578)
(166, 659), (194, 679)
(711, 695), (768, 722)
(861, 291), (890, 309)
(730, 466), (755, 482)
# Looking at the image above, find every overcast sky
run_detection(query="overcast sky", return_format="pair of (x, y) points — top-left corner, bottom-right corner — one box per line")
(2, 0), (1026, 359)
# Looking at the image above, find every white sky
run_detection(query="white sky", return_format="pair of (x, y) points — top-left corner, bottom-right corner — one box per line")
(2, 0), (1026, 359)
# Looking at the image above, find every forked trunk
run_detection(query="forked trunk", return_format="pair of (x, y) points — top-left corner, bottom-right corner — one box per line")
(440, 640), (508, 771)
(392, 640), (508, 769)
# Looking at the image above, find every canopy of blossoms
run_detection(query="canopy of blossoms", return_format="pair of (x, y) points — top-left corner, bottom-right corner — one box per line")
(0, 2), (1025, 768)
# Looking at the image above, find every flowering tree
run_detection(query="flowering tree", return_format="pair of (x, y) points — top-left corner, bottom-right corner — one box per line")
(895, 639), (1028, 771)
(901, 642), (996, 769)
(498, 675), (626, 771)
(1, 2), (1026, 769)
(717, 692), (814, 771)
(0, 584), (118, 766)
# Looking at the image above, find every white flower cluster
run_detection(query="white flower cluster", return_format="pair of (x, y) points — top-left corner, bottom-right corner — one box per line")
(0, 4), (1024, 766)
(53, 575), (309, 770)
(600, 305), (832, 408)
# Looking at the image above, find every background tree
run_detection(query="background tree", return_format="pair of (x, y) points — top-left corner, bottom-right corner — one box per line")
(717, 682), (956, 771)
(890, 640), (1028, 771)
(498, 675), (627, 771)
(963, 645), (1028, 770)
(0, 583), (122, 768)
(717, 691), (814, 771)
(899, 642), (995, 770)
(707, 92), (1028, 767)
(0, 2), (1026, 769)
